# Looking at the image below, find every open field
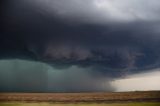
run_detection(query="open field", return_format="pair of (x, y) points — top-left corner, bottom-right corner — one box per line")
(0, 91), (160, 106)
(0, 91), (160, 103)
(0, 102), (160, 106)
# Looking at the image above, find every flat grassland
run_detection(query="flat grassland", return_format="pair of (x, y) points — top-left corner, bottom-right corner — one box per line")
(0, 102), (160, 106)
(0, 91), (160, 106)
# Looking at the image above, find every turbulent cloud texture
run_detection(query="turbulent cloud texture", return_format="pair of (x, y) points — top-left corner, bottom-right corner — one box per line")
(28, 0), (160, 23)
(0, 0), (160, 92)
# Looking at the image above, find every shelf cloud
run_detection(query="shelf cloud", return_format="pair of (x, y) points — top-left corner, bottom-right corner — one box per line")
(0, 0), (160, 92)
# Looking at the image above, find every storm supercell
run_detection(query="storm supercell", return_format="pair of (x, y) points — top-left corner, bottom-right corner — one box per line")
(0, 0), (160, 92)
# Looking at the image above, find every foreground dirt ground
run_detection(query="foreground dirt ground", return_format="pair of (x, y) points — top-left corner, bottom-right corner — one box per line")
(0, 91), (160, 103)
(0, 102), (160, 106)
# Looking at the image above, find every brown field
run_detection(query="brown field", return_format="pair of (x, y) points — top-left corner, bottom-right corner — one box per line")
(0, 91), (160, 103)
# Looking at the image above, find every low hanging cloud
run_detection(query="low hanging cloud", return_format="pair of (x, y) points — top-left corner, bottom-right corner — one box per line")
(0, 0), (160, 92)
(0, 59), (114, 92)
(47, 65), (114, 92)
(1, 0), (160, 72)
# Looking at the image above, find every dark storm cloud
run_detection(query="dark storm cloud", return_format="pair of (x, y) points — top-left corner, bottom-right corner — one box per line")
(0, 0), (160, 92)
(0, 60), (48, 92)
(26, 0), (160, 23)
(0, 59), (114, 92)
(1, 0), (160, 71)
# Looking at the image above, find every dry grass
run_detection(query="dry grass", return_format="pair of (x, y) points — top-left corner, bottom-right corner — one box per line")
(0, 102), (160, 106)
(0, 91), (160, 103)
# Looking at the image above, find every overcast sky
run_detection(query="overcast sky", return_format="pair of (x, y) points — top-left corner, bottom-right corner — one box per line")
(0, 0), (160, 92)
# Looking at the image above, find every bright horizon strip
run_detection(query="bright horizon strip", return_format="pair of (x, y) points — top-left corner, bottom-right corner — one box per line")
(111, 70), (160, 92)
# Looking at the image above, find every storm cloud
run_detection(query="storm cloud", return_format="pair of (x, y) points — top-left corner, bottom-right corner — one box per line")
(0, 0), (160, 92)
(0, 59), (114, 92)
(22, 0), (160, 24)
